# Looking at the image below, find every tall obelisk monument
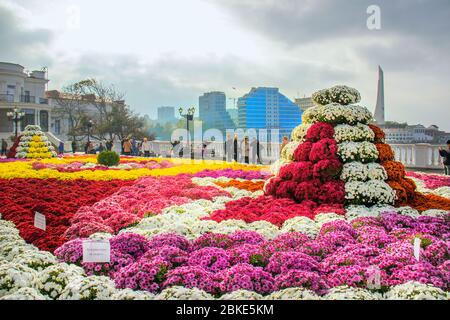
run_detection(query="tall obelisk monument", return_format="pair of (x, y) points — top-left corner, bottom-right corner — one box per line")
(374, 66), (385, 125)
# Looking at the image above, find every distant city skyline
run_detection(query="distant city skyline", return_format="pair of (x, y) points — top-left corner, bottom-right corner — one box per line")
(1, 0), (449, 131)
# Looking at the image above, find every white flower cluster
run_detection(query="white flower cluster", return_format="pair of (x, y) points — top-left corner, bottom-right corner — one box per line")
(58, 276), (117, 300)
(0, 262), (38, 297)
(269, 159), (291, 176)
(341, 162), (387, 182)
(323, 286), (382, 300)
(312, 85), (361, 106)
(111, 288), (155, 300)
(345, 181), (396, 205)
(302, 103), (373, 125)
(219, 290), (263, 300)
(338, 141), (379, 163)
(13, 250), (57, 272)
(0, 287), (49, 300)
(34, 263), (86, 299)
(290, 123), (312, 142)
(334, 123), (375, 143)
(265, 288), (320, 300)
(384, 281), (449, 300)
(154, 286), (214, 300)
(280, 141), (299, 161)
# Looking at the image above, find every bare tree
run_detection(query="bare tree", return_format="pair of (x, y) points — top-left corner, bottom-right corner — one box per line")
(52, 83), (89, 142)
(75, 79), (126, 140)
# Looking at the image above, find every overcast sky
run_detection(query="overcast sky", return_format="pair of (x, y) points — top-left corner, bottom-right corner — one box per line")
(1, 0), (449, 130)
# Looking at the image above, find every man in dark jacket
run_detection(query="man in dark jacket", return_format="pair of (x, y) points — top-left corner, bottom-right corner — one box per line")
(439, 140), (450, 175)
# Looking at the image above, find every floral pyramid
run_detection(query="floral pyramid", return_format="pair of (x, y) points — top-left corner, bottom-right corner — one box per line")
(15, 125), (57, 159)
(266, 85), (450, 212)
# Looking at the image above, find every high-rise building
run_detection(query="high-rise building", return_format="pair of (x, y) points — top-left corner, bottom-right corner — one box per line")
(157, 106), (177, 123)
(226, 108), (238, 126)
(199, 91), (235, 132)
(237, 87), (302, 139)
(374, 66), (385, 125)
(294, 97), (314, 111)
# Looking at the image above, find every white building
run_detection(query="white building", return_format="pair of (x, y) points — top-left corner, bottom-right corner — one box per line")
(294, 97), (313, 111)
(0, 62), (52, 140)
(1, 62), (123, 147)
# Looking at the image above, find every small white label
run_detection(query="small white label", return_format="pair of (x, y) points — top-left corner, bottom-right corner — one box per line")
(34, 212), (46, 231)
(367, 265), (381, 290)
(82, 240), (111, 263)
(413, 238), (421, 261)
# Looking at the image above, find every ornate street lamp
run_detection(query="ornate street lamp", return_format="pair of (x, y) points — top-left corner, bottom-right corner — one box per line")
(179, 107), (195, 159)
(86, 119), (94, 143)
(7, 107), (25, 138)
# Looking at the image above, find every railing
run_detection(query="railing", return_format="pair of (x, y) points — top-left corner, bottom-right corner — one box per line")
(39, 98), (49, 104)
(0, 94), (14, 103)
(20, 95), (36, 103)
(390, 143), (444, 169)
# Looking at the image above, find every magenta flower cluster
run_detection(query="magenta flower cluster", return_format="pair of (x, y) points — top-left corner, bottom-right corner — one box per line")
(57, 212), (450, 296)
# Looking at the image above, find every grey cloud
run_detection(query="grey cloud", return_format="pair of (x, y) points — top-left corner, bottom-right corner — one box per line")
(0, 4), (53, 66)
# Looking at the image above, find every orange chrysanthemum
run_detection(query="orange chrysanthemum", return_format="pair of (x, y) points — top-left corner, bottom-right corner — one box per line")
(368, 124), (385, 142)
(214, 180), (265, 192)
(376, 143), (395, 162)
(411, 193), (450, 212)
(382, 160), (406, 181)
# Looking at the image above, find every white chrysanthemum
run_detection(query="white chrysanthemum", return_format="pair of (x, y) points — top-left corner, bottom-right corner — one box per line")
(396, 206), (420, 218)
(291, 123), (313, 142)
(58, 276), (117, 300)
(334, 123), (374, 143)
(270, 158), (291, 176)
(13, 250), (57, 272)
(315, 213), (345, 227)
(384, 282), (449, 300)
(0, 287), (49, 300)
(345, 205), (376, 220)
(345, 181), (396, 205)
(88, 232), (114, 240)
(420, 209), (449, 218)
(305, 103), (372, 125)
(338, 141), (379, 163)
(281, 141), (300, 161)
(34, 263), (86, 299)
(323, 286), (381, 300)
(0, 262), (38, 297)
(0, 242), (38, 261)
(219, 290), (264, 300)
(281, 216), (318, 238)
(155, 286), (213, 300)
(366, 163), (388, 180)
(111, 289), (156, 300)
(266, 288), (320, 300)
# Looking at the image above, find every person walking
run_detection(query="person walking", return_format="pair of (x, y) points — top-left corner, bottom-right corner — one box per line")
(123, 138), (132, 156)
(225, 133), (233, 162)
(241, 136), (250, 164)
(280, 136), (289, 155)
(58, 141), (65, 155)
(141, 137), (152, 157)
(1, 139), (8, 156)
(106, 139), (113, 151)
(97, 142), (105, 153)
(439, 140), (450, 175)
(84, 141), (90, 154)
(131, 138), (138, 156)
(233, 134), (238, 162)
(71, 140), (77, 154)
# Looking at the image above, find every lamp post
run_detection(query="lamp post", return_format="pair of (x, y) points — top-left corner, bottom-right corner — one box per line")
(87, 120), (93, 143)
(179, 107), (195, 159)
(7, 107), (25, 138)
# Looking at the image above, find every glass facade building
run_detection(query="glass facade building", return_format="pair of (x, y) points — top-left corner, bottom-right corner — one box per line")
(199, 91), (235, 132)
(237, 87), (302, 140)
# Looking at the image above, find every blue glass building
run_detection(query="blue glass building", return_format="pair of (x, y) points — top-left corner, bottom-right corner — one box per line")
(237, 87), (302, 140)
(199, 91), (235, 132)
